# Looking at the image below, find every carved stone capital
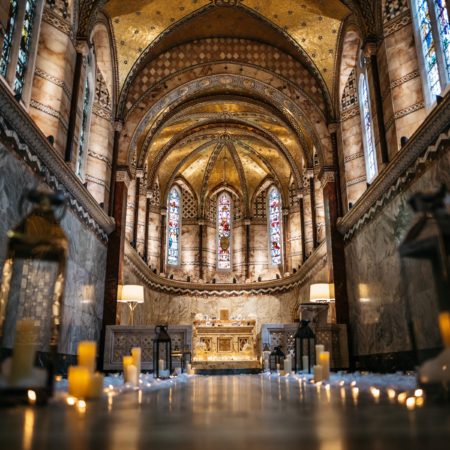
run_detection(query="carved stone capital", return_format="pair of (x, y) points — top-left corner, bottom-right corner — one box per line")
(362, 41), (377, 58)
(244, 219), (251, 226)
(116, 168), (131, 187)
(160, 207), (167, 216)
(75, 40), (90, 56)
(114, 121), (123, 133)
(321, 170), (336, 187)
(135, 168), (144, 179)
(328, 122), (339, 134)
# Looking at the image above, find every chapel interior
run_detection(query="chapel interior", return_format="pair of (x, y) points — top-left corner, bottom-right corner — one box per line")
(0, 0), (450, 449)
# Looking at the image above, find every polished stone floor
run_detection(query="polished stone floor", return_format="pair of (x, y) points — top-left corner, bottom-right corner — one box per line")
(1, 375), (450, 450)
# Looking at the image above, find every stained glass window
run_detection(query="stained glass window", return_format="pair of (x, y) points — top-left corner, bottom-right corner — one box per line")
(14, 0), (37, 98)
(360, 74), (378, 183)
(268, 187), (282, 265)
(434, 0), (450, 77)
(167, 187), (181, 266)
(417, 0), (441, 95)
(0, 0), (19, 77)
(217, 192), (232, 270)
(76, 78), (91, 178)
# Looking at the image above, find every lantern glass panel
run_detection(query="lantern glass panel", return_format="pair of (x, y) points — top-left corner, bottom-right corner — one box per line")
(269, 346), (285, 372)
(153, 325), (172, 378)
(294, 320), (315, 373)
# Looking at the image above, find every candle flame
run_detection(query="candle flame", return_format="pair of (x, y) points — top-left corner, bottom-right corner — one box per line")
(406, 397), (416, 410)
(27, 390), (36, 405)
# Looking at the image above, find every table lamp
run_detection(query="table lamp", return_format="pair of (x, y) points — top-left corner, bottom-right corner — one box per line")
(117, 285), (144, 325)
(309, 283), (335, 303)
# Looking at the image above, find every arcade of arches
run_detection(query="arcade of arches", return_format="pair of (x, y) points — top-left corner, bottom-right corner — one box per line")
(0, 0), (449, 373)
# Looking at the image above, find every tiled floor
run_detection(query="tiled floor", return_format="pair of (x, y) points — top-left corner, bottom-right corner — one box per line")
(1, 375), (450, 450)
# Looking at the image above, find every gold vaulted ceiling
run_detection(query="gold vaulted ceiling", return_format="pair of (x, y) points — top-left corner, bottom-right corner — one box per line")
(104, 0), (350, 92)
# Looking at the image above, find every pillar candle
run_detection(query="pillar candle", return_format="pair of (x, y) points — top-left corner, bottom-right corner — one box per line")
(86, 372), (104, 399)
(125, 364), (137, 386)
(68, 366), (90, 398)
(302, 355), (309, 372)
(319, 351), (330, 380)
(9, 319), (38, 385)
(439, 312), (450, 347)
(276, 363), (280, 372)
(158, 359), (165, 372)
(131, 347), (141, 384)
(284, 358), (292, 374)
(123, 356), (134, 384)
(315, 345), (324, 365)
(186, 363), (192, 375)
(313, 365), (323, 382)
(78, 341), (97, 373)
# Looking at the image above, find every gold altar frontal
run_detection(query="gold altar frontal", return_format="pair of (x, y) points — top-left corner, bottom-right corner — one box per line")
(192, 319), (259, 369)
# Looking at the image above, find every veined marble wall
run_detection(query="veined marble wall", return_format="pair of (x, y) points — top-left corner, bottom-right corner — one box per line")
(0, 142), (107, 355)
(345, 148), (450, 357)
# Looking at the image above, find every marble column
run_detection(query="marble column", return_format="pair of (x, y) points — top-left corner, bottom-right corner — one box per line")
(135, 170), (147, 256)
(309, 175), (318, 249)
(282, 208), (289, 273)
(364, 40), (389, 165)
(144, 194), (151, 263)
(322, 171), (349, 326)
(101, 167), (130, 365)
(132, 173), (141, 248)
(245, 219), (251, 280)
(298, 193), (306, 263)
(198, 220), (204, 280)
(160, 208), (167, 274)
(108, 122), (122, 216)
(65, 41), (88, 162)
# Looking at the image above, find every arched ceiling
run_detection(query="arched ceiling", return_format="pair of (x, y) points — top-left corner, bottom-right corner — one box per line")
(103, 0), (351, 93)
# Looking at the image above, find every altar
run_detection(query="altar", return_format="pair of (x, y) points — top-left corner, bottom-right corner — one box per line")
(192, 318), (260, 370)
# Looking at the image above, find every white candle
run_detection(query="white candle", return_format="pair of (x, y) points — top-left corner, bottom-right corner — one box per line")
(302, 355), (309, 372)
(315, 345), (324, 365)
(158, 359), (165, 373)
(319, 351), (330, 380)
(125, 365), (137, 386)
(131, 347), (141, 385)
(313, 365), (323, 382)
(264, 359), (269, 371)
(186, 363), (192, 374)
(276, 363), (280, 372)
(10, 319), (38, 385)
(284, 358), (292, 374)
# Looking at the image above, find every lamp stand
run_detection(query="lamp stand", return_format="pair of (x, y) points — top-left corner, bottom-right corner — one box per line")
(126, 301), (139, 326)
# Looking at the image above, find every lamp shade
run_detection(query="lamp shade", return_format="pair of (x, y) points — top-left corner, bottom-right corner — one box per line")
(309, 283), (335, 302)
(117, 285), (144, 303)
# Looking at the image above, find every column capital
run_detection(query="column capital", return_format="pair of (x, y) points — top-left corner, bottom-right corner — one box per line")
(320, 170), (336, 188)
(75, 39), (90, 56)
(198, 219), (206, 226)
(116, 166), (131, 187)
(114, 120), (123, 133)
(362, 40), (377, 58)
(328, 122), (339, 134)
(135, 168), (145, 179)
(244, 218), (251, 225)
(160, 207), (167, 216)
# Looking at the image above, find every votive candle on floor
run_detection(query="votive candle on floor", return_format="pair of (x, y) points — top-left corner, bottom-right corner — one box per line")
(319, 351), (330, 380)
(68, 366), (90, 398)
(78, 341), (97, 373)
(123, 356), (134, 384)
(313, 365), (323, 382)
(315, 345), (324, 366)
(131, 347), (141, 384)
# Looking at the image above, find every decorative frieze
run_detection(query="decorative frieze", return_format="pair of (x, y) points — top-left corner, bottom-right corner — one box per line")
(34, 67), (71, 99)
(383, 12), (412, 37)
(390, 70), (420, 90)
(42, 6), (72, 37)
(344, 151), (364, 163)
(346, 175), (367, 187)
(87, 149), (112, 168)
(29, 99), (68, 132)
(394, 101), (425, 120)
(341, 105), (360, 122)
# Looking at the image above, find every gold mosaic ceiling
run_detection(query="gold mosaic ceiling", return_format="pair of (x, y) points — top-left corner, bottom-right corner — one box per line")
(104, 0), (350, 91)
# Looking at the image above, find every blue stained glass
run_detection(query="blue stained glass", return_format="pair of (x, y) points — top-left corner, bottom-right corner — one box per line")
(417, 0), (441, 95)
(0, 0), (19, 77)
(167, 187), (181, 266)
(268, 188), (282, 265)
(434, 0), (450, 78)
(361, 75), (377, 183)
(217, 192), (231, 270)
(13, 0), (37, 98)
(76, 79), (91, 177)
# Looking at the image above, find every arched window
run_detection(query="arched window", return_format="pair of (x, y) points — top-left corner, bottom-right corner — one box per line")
(413, 0), (450, 101)
(359, 73), (378, 183)
(217, 192), (232, 270)
(75, 55), (94, 179)
(167, 186), (182, 266)
(267, 187), (282, 266)
(0, 0), (42, 102)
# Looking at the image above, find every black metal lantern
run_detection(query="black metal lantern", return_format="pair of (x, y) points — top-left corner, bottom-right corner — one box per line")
(153, 325), (172, 378)
(294, 320), (315, 373)
(181, 345), (192, 373)
(0, 191), (67, 404)
(269, 345), (285, 372)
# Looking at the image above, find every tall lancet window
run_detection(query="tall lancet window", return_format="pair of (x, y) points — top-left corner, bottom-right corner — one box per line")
(76, 78), (91, 178)
(268, 187), (282, 266)
(0, 0), (19, 77)
(167, 186), (181, 266)
(217, 192), (232, 270)
(433, 0), (450, 77)
(359, 74), (378, 183)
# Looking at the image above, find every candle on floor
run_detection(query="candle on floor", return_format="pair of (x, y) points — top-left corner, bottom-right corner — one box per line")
(315, 345), (324, 366)
(186, 363), (192, 374)
(313, 365), (323, 382)
(123, 356), (135, 384)
(131, 347), (141, 384)
(78, 341), (97, 373)
(302, 355), (309, 372)
(439, 312), (450, 347)
(319, 351), (330, 380)
(86, 372), (104, 399)
(125, 365), (137, 386)
(9, 318), (38, 385)
(158, 359), (165, 375)
(284, 358), (292, 374)
(68, 366), (90, 398)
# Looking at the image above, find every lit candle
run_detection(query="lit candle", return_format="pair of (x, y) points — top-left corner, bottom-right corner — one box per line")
(276, 363), (280, 373)
(319, 351), (330, 380)
(302, 355), (309, 372)
(9, 319), (38, 385)
(68, 366), (90, 398)
(313, 365), (323, 382)
(439, 312), (450, 347)
(78, 341), (97, 373)
(315, 345), (324, 365)
(86, 372), (104, 399)
(125, 364), (137, 386)
(123, 356), (134, 384)
(131, 347), (141, 384)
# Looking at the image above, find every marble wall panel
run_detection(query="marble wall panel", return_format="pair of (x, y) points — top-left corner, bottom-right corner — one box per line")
(0, 142), (107, 355)
(136, 191), (147, 256)
(147, 210), (161, 270)
(289, 210), (302, 270)
(345, 149), (450, 357)
(125, 179), (136, 243)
